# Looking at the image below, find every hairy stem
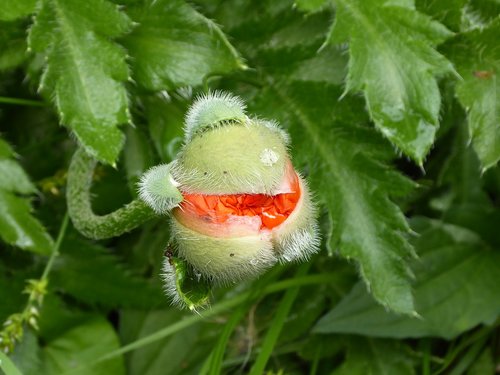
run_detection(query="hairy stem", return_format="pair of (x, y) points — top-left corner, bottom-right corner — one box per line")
(67, 148), (155, 239)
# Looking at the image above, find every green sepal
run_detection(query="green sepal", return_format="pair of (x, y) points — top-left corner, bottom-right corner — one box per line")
(138, 164), (183, 214)
(162, 254), (211, 311)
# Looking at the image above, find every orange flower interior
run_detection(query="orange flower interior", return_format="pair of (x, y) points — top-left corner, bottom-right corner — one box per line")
(180, 171), (301, 230)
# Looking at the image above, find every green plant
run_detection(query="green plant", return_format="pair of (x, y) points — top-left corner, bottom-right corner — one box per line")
(0, 0), (499, 374)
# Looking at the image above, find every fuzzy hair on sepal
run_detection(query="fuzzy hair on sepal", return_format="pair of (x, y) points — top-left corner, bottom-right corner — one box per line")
(184, 91), (247, 141)
(138, 163), (183, 214)
(161, 255), (211, 311)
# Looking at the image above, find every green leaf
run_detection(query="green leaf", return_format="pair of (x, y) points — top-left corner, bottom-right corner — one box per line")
(442, 18), (500, 170)
(314, 219), (500, 338)
(0, 138), (54, 257)
(0, 351), (23, 375)
(0, 192), (53, 254)
(42, 318), (125, 375)
(463, 0), (500, 29)
(10, 330), (42, 375)
(467, 347), (495, 375)
(121, 0), (245, 91)
(123, 126), (154, 194)
(328, 0), (455, 163)
(251, 82), (416, 314)
(0, 0), (37, 21)
(295, 0), (331, 13)
(120, 310), (204, 375)
(144, 95), (185, 162)
(332, 337), (415, 375)
(0, 159), (37, 194)
(51, 235), (165, 308)
(0, 138), (14, 158)
(28, 0), (132, 164)
(415, 0), (467, 31)
(0, 21), (27, 71)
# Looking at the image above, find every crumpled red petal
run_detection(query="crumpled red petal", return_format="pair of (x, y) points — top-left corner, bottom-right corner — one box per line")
(180, 171), (301, 230)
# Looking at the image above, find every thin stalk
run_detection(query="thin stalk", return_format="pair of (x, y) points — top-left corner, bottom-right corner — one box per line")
(0, 96), (46, 107)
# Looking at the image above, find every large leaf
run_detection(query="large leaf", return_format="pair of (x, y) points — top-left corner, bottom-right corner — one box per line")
(314, 218), (500, 338)
(0, 138), (53, 254)
(442, 18), (500, 170)
(41, 318), (125, 375)
(251, 82), (416, 314)
(121, 0), (245, 91)
(328, 0), (455, 163)
(0, 0), (37, 21)
(28, 0), (132, 164)
(50, 235), (165, 308)
(333, 338), (415, 375)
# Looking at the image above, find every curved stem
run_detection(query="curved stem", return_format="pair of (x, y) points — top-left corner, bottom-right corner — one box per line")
(67, 148), (156, 239)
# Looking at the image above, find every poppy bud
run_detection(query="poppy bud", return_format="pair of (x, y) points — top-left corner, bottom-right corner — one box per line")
(140, 91), (320, 306)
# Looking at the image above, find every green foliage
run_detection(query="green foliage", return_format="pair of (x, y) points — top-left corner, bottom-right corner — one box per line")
(443, 18), (500, 170)
(28, 0), (132, 165)
(333, 338), (415, 375)
(328, 0), (455, 164)
(50, 235), (166, 308)
(41, 318), (125, 375)
(0, 21), (28, 71)
(0, 0), (37, 21)
(314, 217), (500, 339)
(0, 137), (53, 254)
(252, 83), (416, 314)
(1, 0), (499, 374)
(121, 0), (245, 91)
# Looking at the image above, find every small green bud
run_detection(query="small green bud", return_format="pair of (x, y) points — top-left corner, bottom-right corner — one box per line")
(184, 91), (247, 141)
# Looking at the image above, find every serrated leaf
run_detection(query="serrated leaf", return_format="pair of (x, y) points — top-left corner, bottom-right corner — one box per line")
(314, 219), (500, 338)
(463, 0), (500, 29)
(51, 235), (165, 308)
(121, 0), (245, 91)
(333, 338), (415, 375)
(328, 0), (455, 163)
(251, 82), (416, 314)
(28, 0), (132, 164)
(42, 318), (125, 375)
(0, 0), (37, 21)
(415, 0), (467, 31)
(442, 19), (500, 170)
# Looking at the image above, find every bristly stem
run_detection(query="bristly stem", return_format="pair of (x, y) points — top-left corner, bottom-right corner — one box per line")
(67, 148), (155, 239)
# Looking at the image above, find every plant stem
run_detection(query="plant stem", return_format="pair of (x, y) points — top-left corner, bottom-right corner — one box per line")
(0, 96), (46, 107)
(42, 213), (69, 280)
(67, 148), (155, 239)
